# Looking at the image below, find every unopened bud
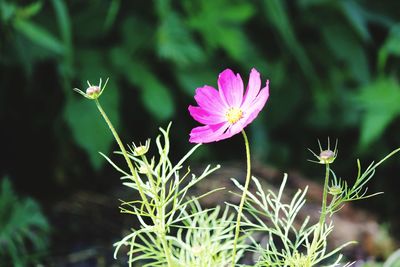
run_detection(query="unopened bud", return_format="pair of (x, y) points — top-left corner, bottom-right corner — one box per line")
(328, 185), (342, 195)
(86, 85), (101, 96)
(319, 150), (336, 164)
(308, 139), (338, 165)
(73, 78), (109, 100)
(131, 139), (151, 157)
(134, 146), (148, 156)
(138, 164), (149, 174)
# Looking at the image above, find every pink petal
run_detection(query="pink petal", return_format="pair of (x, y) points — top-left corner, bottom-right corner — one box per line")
(241, 68), (262, 111)
(242, 108), (262, 129)
(223, 122), (245, 139)
(240, 83), (270, 127)
(218, 69), (244, 107)
(210, 120), (250, 141)
(249, 81), (269, 113)
(188, 106), (226, 125)
(194, 85), (227, 115)
(189, 122), (230, 143)
(204, 120), (247, 142)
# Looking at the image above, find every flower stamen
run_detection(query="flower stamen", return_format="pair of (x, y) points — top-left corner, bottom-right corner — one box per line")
(225, 107), (243, 124)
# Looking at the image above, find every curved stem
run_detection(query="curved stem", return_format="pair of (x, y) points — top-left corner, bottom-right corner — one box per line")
(231, 130), (251, 267)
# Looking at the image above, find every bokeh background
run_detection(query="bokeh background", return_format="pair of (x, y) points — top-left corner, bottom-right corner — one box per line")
(1, 0), (400, 265)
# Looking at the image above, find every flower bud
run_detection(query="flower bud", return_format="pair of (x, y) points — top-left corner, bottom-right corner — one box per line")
(131, 139), (151, 157)
(308, 139), (338, 165)
(319, 150), (336, 164)
(86, 85), (101, 96)
(328, 185), (342, 195)
(73, 78), (109, 100)
(137, 164), (148, 174)
(134, 146), (148, 156)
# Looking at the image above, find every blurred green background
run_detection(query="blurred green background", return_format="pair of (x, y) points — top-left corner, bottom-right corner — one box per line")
(1, 0), (400, 265)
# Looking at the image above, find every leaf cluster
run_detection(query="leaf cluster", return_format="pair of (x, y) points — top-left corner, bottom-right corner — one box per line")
(233, 175), (353, 267)
(105, 124), (246, 266)
(231, 144), (400, 267)
(0, 178), (50, 266)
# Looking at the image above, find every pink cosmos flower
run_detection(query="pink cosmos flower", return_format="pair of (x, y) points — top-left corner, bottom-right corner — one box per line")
(189, 68), (270, 143)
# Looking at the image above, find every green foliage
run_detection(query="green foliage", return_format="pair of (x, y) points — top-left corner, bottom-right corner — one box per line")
(156, 11), (204, 66)
(170, 202), (246, 267)
(362, 248), (400, 266)
(232, 143), (400, 266)
(13, 19), (64, 55)
(263, 0), (315, 80)
(0, 178), (50, 266)
(0, 1), (42, 23)
(356, 78), (400, 149)
(184, 0), (255, 62)
(379, 23), (400, 71)
(103, 123), (247, 266)
(1, 0), (400, 171)
(384, 249), (400, 267)
(233, 175), (353, 267)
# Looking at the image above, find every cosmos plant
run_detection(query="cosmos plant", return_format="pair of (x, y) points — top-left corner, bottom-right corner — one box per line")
(74, 68), (400, 267)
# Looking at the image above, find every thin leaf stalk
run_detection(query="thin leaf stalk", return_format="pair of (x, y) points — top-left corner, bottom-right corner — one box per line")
(373, 147), (400, 169)
(231, 130), (251, 266)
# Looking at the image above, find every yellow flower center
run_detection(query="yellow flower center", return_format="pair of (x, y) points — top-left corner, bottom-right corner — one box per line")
(225, 107), (243, 124)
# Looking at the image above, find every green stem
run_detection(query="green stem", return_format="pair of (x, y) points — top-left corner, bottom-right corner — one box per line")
(319, 163), (330, 226)
(308, 163), (330, 265)
(231, 130), (251, 267)
(141, 157), (173, 267)
(95, 99), (152, 215)
(160, 228), (173, 266)
(95, 99), (173, 267)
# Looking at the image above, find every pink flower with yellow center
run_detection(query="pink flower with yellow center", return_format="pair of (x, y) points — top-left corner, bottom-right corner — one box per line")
(189, 68), (270, 143)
